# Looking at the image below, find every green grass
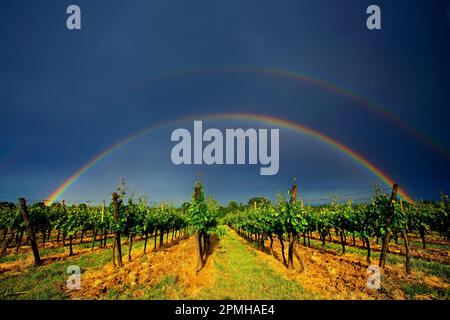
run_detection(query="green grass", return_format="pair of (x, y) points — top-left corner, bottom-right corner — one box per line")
(196, 229), (316, 300)
(104, 275), (184, 300)
(402, 283), (450, 300)
(143, 275), (185, 299)
(0, 246), (66, 264)
(408, 240), (450, 251)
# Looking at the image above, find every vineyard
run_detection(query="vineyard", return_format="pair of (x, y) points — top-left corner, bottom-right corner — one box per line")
(0, 180), (448, 300)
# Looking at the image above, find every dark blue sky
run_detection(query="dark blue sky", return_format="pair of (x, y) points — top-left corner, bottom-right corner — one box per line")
(0, 0), (449, 205)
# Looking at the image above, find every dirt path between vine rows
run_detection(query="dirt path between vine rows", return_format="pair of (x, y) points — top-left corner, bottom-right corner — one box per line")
(232, 229), (449, 300)
(68, 234), (216, 299)
(192, 228), (315, 299)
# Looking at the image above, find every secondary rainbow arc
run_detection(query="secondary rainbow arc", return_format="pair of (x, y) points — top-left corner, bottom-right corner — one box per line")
(112, 65), (450, 162)
(45, 113), (413, 205)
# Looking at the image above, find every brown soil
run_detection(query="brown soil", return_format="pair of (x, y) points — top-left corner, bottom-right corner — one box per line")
(234, 230), (449, 300)
(67, 235), (216, 299)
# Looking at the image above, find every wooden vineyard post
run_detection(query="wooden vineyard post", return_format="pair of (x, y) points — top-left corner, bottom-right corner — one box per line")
(290, 178), (298, 203)
(0, 229), (16, 259)
(399, 199), (411, 274)
(113, 193), (123, 268)
(112, 235), (116, 268)
(379, 184), (399, 269)
(194, 183), (204, 274)
(19, 198), (41, 266)
(0, 204), (17, 258)
(288, 179), (297, 269)
(61, 200), (66, 247)
(159, 202), (165, 248)
(195, 231), (203, 273)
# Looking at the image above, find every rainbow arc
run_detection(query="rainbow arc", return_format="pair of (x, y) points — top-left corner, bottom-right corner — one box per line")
(45, 113), (412, 205)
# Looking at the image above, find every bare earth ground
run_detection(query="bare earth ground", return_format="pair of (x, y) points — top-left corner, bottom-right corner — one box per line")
(235, 230), (449, 299)
(67, 235), (216, 299)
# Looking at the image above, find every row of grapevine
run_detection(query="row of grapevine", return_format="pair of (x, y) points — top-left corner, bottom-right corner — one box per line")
(225, 181), (449, 273)
(0, 200), (190, 267)
(0, 181), (222, 271)
(188, 181), (222, 272)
